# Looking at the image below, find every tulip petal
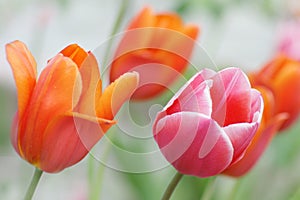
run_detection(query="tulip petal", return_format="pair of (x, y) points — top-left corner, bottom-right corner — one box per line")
(254, 86), (275, 123)
(75, 53), (102, 115)
(10, 112), (21, 155)
(97, 72), (139, 120)
(6, 40), (37, 119)
(151, 14), (183, 48)
(19, 55), (82, 163)
(60, 44), (88, 67)
(223, 122), (259, 164)
(39, 112), (115, 173)
(223, 88), (263, 164)
(273, 61), (300, 129)
(166, 80), (212, 116)
(223, 113), (288, 176)
(165, 69), (213, 116)
(154, 112), (233, 177)
(128, 7), (155, 29)
(213, 68), (252, 126)
(155, 13), (183, 30)
(249, 89), (264, 124)
(110, 7), (199, 100)
(182, 25), (200, 41)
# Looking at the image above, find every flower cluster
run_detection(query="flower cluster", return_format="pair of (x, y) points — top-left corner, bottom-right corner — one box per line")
(5, 4), (300, 200)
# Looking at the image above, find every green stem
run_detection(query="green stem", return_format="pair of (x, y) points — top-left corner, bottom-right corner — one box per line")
(161, 172), (184, 200)
(102, 0), (130, 68)
(24, 168), (43, 200)
(88, 142), (112, 200)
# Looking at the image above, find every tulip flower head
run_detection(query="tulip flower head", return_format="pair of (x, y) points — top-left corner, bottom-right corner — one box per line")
(153, 67), (263, 177)
(110, 6), (199, 99)
(249, 55), (300, 131)
(6, 40), (139, 173)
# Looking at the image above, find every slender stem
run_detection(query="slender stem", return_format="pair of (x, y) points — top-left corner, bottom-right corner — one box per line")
(161, 172), (184, 200)
(24, 168), (43, 200)
(102, 0), (130, 68)
(88, 142), (112, 200)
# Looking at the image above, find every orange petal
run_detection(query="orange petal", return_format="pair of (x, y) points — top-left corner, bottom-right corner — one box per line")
(254, 86), (275, 124)
(18, 55), (82, 164)
(11, 112), (21, 155)
(97, 72), (139, 120)
(182, 25), (200, 41)
(6, 40), (37, 119)
(39, 112), (115, 173)
(60, 44), (88, 67)
(273, 62), (300, 130)
(155, 13), (183, 30)
(128, 6), (155, 29)
(75, 53), (102, 116)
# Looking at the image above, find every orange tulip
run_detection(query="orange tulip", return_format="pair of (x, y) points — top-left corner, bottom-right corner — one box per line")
(6, 40), (139, 173)
(110, 6), (199, 99)
(249, 55), (300, 130)
(223, 55), (300, 176)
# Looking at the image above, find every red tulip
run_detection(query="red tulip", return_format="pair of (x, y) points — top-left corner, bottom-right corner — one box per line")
(6, 40), (139, 173)
(153, 67), (263, 177)
(110, 6), (199, 99)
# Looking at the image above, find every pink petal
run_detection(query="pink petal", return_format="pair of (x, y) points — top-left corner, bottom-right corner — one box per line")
(223, 113), (288, 176)
(154, 112), (233, 177)
(223, 122), (259, 164)
(222, 87), (263, 165)
(250, 89), (264, 123)
(164, 69), (214, 116)
(211, 67), (252, 126)
(166, 81), (212, 116)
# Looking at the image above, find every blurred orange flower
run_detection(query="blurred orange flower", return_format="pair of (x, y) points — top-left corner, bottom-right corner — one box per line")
(6, 40), (139, 173)
(249, 55), (300, 130)
(110, 6), (199, 99)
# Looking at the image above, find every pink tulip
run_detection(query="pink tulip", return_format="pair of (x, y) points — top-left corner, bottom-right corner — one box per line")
(277, 20), (300, 61)
(153, 67), (263, 177)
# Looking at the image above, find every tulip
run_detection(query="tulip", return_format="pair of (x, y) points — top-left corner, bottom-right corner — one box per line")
(6, 40), (139, 173)
(110, 6), (199, 99)
(223, 55), (300, 176)
(248, 55), (300, 131)
(153, 67), (263, 177)
(277, 20), (300, 61)
(223, 86), (288, 176)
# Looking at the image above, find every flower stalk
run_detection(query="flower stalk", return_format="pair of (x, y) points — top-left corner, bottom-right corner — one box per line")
(161, 172), (184, 200)
(24, 168), (43, 200)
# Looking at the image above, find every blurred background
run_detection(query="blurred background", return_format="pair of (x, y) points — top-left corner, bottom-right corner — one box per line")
(1, 0), (300, 199)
